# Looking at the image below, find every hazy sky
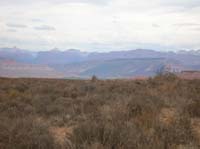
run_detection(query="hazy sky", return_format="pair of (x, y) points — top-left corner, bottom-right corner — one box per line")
(0, 0), (200, 51)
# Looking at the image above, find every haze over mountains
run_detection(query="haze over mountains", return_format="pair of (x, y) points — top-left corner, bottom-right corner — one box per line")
(0, 47), (200, 78)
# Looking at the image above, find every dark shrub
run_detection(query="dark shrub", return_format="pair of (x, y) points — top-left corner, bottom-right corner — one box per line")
(0, 117), (55, 149)
(185, 100), (200, 118)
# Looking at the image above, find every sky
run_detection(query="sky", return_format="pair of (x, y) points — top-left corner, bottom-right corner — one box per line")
(0, 0), (200, 52)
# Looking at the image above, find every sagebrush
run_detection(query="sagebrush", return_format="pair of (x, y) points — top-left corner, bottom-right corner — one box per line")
(0, 74), (200, 149)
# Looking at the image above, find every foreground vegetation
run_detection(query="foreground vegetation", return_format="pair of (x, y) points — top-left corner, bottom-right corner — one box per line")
(0, 74), (200, 149)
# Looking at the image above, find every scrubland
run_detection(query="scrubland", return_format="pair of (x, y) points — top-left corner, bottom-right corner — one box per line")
(0, 74), (200, 149)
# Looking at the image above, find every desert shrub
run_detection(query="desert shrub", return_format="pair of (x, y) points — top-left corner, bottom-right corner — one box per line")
(8, 89), (21, 98)
(71, 119), (147, 149)
(0, 117), (55, 149)
(63, 86), (80, 98)
(46, 104), (66, 116)
(14, 83), (28, 92)
(0, 76), (200, 149)
(155, 115), (196, 148)
(127, 103), (142, 117)
(79, 83), (96, 93)
(154, 73), (178, 81)
(185, 100), (200, 118)
(0, 97), (35, 118)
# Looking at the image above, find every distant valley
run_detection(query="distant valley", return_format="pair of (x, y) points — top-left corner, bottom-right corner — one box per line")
(0, 47), (200, 78)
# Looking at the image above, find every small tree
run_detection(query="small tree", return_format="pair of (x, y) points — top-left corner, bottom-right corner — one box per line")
(91, 75), (98, 82)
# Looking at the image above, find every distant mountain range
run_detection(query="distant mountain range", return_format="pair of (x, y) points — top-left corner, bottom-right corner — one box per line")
(0, 47), (200, 78)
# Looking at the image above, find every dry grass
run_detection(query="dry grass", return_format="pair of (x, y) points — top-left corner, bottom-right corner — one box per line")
(0, 74), (200, 148)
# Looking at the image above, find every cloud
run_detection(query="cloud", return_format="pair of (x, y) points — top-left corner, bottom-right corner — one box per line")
(7, 29), (17, 32)
(174, 23), (200, 27)
(34, 25), (56, 31)
(21, 0), (200, 8)
(0, 36), (53, 50)
(0, 0), (109, 6)
(160, 0), (200, 8)
(6, 23), (27, 28)
(192, 27), (200, 31)
(31, 19), (44, 22)
(1, 0), (200, 51)
(152, 24), (160, 28)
